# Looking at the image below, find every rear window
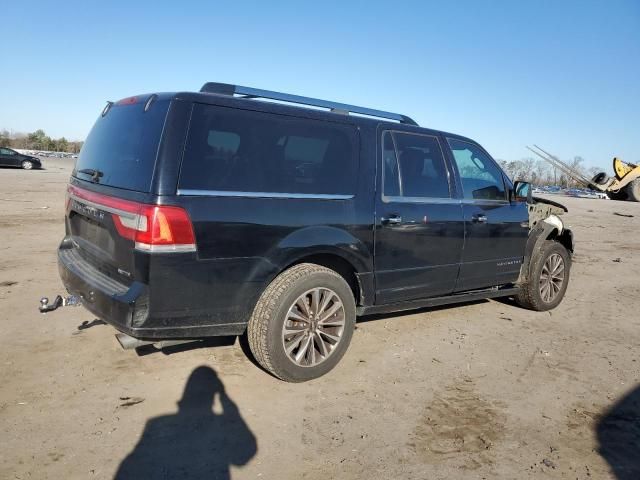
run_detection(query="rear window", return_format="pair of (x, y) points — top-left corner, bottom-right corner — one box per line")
(74, 98), (170, 192)
(179, 104), (358, 196)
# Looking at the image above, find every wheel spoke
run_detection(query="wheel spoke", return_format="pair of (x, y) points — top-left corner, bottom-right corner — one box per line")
(319, 318), (345, 328)
(315, 332), (329, 357)
(318, 329), (340, 343)
(319, 301), (343, 322)
(308, 337), (316, 365)
(295, 335), (313, 363)
(296, 297), (311, 318)
(287, 309), (309, 323)
(551, 268), (564, 280)
(318, 290), (333, 316)
(540, 281), (550, 301)
(285, 332), (306, 355)
(311, 289), (321, 314)
(283, 323), (306, 336)
(553, 255), (563, 273)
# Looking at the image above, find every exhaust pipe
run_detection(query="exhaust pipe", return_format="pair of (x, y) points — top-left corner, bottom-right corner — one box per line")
(115, 333), (201, 351)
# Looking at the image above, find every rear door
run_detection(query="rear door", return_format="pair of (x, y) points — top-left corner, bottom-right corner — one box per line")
(445, 138), (529, 291)
(175, 103), (365, 316)
(374, 129), (464, 304)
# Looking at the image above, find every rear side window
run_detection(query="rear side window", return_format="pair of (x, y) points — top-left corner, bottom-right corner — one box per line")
(180, 104), (358, 196)
(74, 98), (170, 192)
(447, 138), (506, 201)
(382, 131), (451, 199)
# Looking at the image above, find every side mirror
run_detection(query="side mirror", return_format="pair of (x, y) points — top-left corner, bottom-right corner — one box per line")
(513, 181), (533, 203)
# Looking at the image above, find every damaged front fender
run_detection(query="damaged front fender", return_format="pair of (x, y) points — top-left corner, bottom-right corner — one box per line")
(518, 197), (574, 284)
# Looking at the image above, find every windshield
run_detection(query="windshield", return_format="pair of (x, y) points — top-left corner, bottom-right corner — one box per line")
(73, 98), (170, 192)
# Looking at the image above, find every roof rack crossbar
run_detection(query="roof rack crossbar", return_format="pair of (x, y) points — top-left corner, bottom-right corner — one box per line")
(200, 82), (418, 126)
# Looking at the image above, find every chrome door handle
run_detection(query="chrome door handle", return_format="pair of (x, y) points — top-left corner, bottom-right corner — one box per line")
(472, 214), (488, 223)
(382, 215), (402, 225)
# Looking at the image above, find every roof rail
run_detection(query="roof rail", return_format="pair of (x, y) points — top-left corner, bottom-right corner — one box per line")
(199, 82), (418, 126)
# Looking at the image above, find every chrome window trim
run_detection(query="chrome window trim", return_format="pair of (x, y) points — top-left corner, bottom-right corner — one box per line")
(176, 189), (354, 200)
(381, 196), (509, 206)
(381, 195), (461, 205)
(459, 198), (510, 205)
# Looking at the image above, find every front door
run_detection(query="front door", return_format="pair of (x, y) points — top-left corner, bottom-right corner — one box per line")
(374, 130), (464, 304)
(445, 138), (529, 291)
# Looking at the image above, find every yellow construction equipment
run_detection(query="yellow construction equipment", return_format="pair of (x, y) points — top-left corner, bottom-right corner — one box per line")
(527, 145), (640, 202)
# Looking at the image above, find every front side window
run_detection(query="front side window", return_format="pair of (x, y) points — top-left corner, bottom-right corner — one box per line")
(180, 104), (357, 196)
(1, 148), (15, 155)
(447, 138), (506, 201)
(382, 131), (450, 199)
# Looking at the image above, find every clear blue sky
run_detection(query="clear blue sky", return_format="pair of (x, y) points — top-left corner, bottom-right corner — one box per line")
(2, 0), (638, 168)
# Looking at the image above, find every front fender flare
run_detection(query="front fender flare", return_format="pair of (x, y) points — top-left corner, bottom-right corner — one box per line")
(518, 223), (574, 284)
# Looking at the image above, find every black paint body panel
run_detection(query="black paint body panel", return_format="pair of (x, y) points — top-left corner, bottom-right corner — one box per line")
(57, 90), (531, 339)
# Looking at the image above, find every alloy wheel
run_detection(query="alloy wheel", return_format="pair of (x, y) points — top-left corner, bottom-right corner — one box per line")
(281, 287), (345, 367)
(539, 253), (565, 303)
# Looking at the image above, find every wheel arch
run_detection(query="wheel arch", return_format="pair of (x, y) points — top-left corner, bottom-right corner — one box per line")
(546, 227), (574, 255)
(518, 222), (574, 284)
(282, 252), (366, 306)
(265, 226), (374, 306)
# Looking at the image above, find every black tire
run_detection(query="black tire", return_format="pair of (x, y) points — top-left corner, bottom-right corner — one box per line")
(247, 263), (356, 382)
(592, 172), (609, 185)
(21, 160), (33, 170)
(607, 189), (627, 201)
(516, 240), (571, 311)
(625, 178), (640, 202)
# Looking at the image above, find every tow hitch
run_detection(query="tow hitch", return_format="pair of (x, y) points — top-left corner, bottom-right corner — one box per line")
(39, 295), (81, 313)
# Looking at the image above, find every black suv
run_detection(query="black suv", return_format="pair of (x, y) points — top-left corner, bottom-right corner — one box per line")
(0, 147), (41, 170)
(49, 83), (573, 382)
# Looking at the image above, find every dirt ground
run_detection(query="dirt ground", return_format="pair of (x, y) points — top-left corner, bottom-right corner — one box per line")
(1, 158), (639, 480)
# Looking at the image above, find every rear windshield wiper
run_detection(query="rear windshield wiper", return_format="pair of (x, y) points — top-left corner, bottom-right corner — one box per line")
(78, 168), (104, 183)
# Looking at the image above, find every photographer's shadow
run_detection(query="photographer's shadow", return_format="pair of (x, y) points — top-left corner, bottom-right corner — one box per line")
(597, 384), (640, 480)
(115, 366), (257, 480)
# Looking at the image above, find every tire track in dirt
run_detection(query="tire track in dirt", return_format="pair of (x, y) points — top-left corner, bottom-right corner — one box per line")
(408, 377), (506, 471)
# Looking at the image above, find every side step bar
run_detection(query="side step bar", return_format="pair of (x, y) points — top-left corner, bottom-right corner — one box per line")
(356, 286), (520, 316)
(115, 333), (202, 351)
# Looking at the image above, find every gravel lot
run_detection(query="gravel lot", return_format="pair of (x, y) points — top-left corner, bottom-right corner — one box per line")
(1, 158), (639, 479)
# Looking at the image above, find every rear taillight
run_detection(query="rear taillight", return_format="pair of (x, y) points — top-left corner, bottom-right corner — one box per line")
(67, 185), (196, 253)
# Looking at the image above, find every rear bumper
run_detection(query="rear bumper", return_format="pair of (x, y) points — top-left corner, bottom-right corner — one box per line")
(58, 240), (246, 339)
